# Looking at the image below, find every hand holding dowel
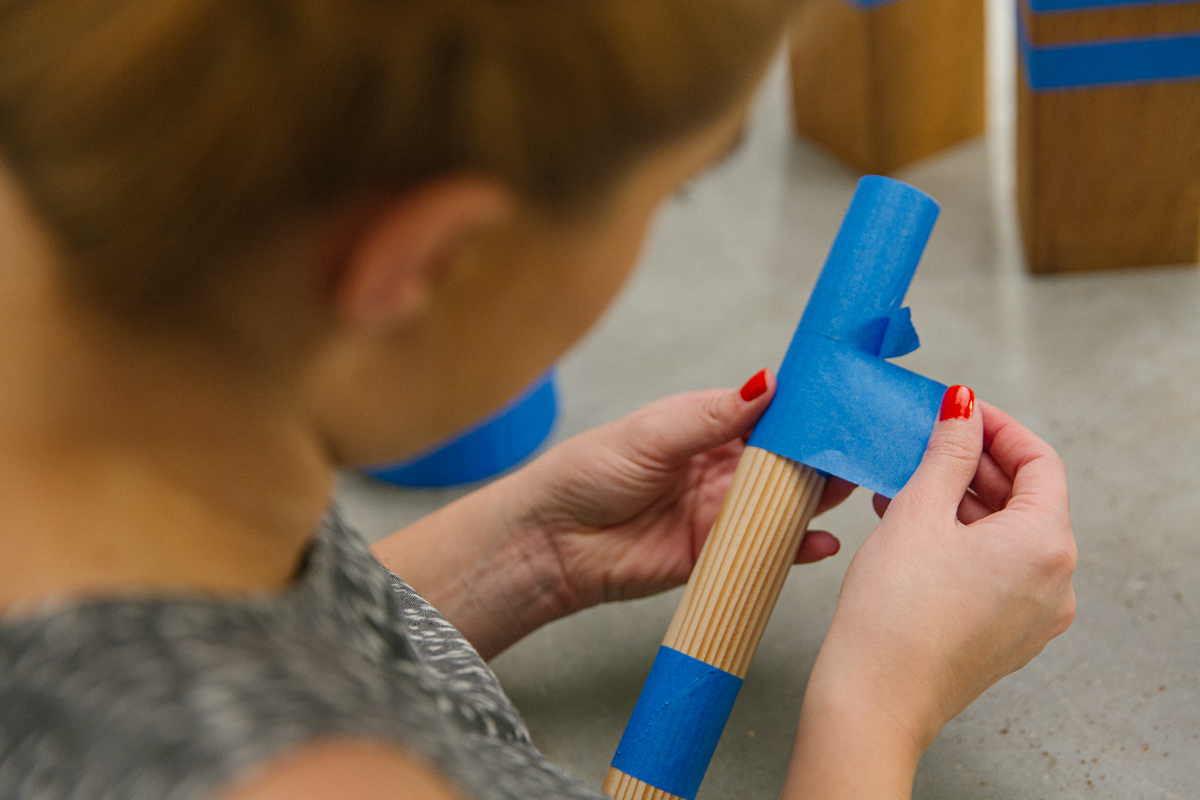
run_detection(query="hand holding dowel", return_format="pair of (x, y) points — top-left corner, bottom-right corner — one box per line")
(604, 176), (946, 800)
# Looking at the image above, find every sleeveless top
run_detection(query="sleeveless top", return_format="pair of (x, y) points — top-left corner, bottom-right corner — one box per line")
(0, 510), (610, 800)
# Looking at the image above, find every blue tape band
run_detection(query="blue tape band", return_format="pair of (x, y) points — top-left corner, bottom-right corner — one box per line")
(610, 647), (743, 800)
(842, 0), (905, 8)
(1030, 0), (1195, 11)
(365, 370), (557, 487)
(749, 176), (944, 499)
(1019, 8), (1200, 90)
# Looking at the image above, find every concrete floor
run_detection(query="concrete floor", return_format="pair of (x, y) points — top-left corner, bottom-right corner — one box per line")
(338, 8), (1200, 798)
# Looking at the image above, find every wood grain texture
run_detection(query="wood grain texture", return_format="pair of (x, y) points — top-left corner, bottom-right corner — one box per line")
(602, 768), (674, 800)
(1017, 0), (1200, 272)
(789, 0), (986, 174)
(1022, 0), (1200, 45)
(603, 448), (826, 800)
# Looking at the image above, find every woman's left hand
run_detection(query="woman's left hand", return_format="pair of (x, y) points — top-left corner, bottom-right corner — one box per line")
(375, 369), (852, 659)
(513, 370), (853, 615)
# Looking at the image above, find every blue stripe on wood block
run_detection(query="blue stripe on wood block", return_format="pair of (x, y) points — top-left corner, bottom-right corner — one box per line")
(1019, 8), (1200, 89)
(1030, 0), (1196, 11)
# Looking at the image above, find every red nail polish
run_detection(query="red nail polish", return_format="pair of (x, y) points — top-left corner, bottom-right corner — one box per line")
(739, 369), (768, 402)
(939, 385), (975, 421)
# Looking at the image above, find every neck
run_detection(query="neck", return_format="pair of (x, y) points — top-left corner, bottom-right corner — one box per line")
(0, 295), (334, 614)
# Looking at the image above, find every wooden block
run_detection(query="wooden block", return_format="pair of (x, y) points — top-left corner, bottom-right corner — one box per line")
(1018, 0), (1200, 273)
(788, 0), (986, 174)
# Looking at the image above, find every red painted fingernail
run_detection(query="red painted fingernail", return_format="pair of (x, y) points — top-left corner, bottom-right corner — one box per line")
(739, 369), (768, 402)
(939, 385), (975, 421)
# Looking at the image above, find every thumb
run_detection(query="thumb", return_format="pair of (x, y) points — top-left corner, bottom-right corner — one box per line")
(615, 369), (776, 467)
(894, 385), (982, 514)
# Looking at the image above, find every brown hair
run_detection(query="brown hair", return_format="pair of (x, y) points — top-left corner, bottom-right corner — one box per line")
(0, 0), (793, 324)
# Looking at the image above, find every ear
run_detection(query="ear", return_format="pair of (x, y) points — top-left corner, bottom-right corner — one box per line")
(333, 178), (514, 330)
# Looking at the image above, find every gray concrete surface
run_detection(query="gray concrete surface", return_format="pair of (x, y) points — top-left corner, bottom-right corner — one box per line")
(337, 7), (1200, 798)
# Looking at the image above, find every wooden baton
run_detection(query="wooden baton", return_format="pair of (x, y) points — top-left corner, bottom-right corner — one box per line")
(603, 447), (825, 800)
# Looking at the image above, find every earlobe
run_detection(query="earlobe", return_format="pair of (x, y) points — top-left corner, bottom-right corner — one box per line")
(333, 178), (514, 331)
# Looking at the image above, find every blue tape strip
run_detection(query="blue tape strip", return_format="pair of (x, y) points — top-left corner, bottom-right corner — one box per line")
(1030, 0), (1194, 11)
(610, 647), (743, 800)
(748, 176), (945, 498)
(1019, 7), (1200, 90)
(365, 370), (557, 487)
(852, 0), (1195, 17)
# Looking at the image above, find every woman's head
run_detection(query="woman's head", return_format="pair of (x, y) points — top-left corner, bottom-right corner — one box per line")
(0, 0), (795, 463)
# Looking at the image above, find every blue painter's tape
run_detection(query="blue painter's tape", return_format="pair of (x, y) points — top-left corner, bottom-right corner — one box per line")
(366, 370), (557, 487)
(751, 334), (945, 498)
(749, 176), (945, 498)
(1019, 7), (1200, 90)
(1030, 0), (1193, 11)
(610, 647), (743, 800)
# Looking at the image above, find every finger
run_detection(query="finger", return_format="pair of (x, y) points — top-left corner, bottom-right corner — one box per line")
(795, 530), (840, 563)
(872, 492), (891, 518)
(614, 370), (777, 469)
(969, 451), (1012, 511)
(815, 476), (856, 515)
(892, 385), (983, 515)
(978, 400), (1068, 512)
(957, 491), (996, 524)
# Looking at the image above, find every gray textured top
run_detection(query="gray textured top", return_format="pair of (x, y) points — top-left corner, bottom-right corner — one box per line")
(0, 510), (609, 800)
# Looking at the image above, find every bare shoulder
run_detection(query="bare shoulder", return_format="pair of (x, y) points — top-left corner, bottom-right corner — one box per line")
(217, 737), (463, 800)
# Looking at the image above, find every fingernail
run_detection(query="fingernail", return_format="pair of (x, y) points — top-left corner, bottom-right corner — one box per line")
(939, 385), (975, 421)
(739, 369), (768, 402)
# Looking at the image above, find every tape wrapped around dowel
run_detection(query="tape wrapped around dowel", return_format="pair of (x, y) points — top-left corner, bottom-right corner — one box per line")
(610, 647), (743, 800)
(748, 175), (944, 498)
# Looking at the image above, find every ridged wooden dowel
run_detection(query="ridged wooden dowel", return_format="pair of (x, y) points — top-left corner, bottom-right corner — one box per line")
(603, 446), (826, 800)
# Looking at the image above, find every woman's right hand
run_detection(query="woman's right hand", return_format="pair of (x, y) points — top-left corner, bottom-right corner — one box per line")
(782, 387), (1076, 800)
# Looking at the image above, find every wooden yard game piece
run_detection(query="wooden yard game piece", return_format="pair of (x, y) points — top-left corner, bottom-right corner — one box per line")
(1018, 0), (1200, 272)
(788, 0), (986, 174)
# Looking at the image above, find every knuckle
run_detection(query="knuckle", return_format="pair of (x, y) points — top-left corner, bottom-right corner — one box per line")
(1053, 591), (1077, 636)
(1045, 538), (1078, 579)
(701, 394), (729, 431)
(924, 436), (979, 466)
(1031, 525), (1077, 580)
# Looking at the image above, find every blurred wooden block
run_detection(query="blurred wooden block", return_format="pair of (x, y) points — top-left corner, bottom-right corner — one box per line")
(788, 0), (986, 174)
(1018, 0), (1200, 272)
